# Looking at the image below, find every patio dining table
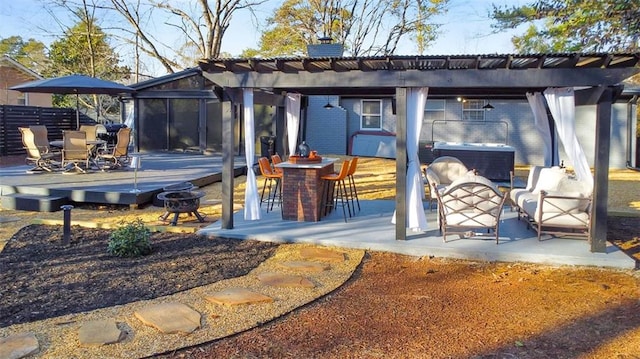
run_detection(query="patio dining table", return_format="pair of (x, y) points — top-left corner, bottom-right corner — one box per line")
(50, 139), (107, 170)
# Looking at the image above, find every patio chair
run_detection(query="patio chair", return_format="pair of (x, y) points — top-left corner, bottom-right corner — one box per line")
(258, 156), (282, 212)
(96, 127), (131, 169)
(61, 130), (90, 173)
(347, 156), (360, 213)
(520, 175), (592, 241)
(19, 127), (59, 172)
(433, 174), (507, 244)
(271, 153), (283, 174)
(29, 125), (58, 155)
(424, 156), (470, 211)
(79, 125), (98, 141)
(321, 159), (352, 222)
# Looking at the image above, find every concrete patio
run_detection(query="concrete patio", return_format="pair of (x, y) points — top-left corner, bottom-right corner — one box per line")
(200, 200), (637, 269)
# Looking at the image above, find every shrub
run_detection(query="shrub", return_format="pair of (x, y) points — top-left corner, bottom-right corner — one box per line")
(107, 219), (152, 257)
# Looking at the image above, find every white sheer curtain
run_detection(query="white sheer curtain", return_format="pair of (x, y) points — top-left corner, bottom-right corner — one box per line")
(243, 89), (261, 220)
(543, 88), (593, 187)
(526, 92), (553, 166)
(286, 93), (302, 156)
(392, 87), (429, 231)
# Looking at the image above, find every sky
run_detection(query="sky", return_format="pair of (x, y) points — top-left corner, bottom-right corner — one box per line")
(0, 0), (525, 76)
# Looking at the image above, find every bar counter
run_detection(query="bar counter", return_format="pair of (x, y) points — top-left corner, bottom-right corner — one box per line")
(276, 157), (337, 222)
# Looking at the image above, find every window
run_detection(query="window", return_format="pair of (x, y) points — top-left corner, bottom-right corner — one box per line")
(360, 99), (382, 130)
(462, 100), (485, 121)
(424, 99), (445, 122)
(16, 93), (26, 106)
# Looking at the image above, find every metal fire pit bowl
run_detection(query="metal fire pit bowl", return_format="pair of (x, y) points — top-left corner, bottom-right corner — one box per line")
(157, 189), (205, 226)
(163, 182), (195, 192)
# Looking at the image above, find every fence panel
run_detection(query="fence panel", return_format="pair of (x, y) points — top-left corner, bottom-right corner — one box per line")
(0, 105), (94, 156)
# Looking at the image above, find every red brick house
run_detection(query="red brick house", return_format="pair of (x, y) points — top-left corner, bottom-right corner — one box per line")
(0, 55), (51, 107)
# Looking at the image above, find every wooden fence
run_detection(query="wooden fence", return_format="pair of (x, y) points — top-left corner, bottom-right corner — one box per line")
(0, 105), (95, 156)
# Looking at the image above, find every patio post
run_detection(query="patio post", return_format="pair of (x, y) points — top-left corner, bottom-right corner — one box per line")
(395, 87), (407, 241)
(221, 95), (235, 229)
(591, 86), (614, 252)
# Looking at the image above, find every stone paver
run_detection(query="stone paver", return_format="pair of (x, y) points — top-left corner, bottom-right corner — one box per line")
(278, 261), (331, 272)
(257, 272), (315, 288)
(134, 302), (201, 334)
(78, 319), (125, 346)
(299, 247), (346, 262)
(0, 332), (39, 359)
(205, 287), (274, 306)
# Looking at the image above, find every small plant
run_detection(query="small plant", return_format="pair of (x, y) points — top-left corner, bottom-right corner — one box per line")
(107, 219), (152, 257)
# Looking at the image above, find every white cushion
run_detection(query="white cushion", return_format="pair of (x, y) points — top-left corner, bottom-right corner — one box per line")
(532, 167), (567, 193)
(444, 213), (497, 227)
(428, 161), (469, 185)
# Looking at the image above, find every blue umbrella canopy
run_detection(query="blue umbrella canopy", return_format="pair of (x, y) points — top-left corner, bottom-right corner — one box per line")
(10, 74), (135, 128)
(10, 74), (135, 95)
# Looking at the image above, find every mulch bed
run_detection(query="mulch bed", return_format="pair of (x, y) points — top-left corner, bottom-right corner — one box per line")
(0, 224), (279, 328)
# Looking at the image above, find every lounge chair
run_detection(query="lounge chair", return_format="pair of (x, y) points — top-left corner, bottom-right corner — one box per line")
(433, 174), (507, 243)
(424, 156), (470, 210)
(96, 128), (131, 169)
(19, 127), (59, 172)
(61, 130), (90, 173)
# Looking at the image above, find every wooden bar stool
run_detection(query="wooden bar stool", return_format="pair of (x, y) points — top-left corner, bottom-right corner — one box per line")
(258, 157), (282, 212)
(321, 159), (351, 222)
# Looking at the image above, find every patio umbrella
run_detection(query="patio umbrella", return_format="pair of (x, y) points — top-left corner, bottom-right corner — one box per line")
(10, 74), (135, 129)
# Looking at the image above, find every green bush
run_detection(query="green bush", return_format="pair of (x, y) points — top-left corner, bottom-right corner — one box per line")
(107, 219), (152, 257)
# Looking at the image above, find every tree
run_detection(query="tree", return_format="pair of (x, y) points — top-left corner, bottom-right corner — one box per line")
(106, 0), (265, 74)
(47, 1), (130, 120)
(0, 36), (50, 74)
(490, 0), (640, 53)
(244, 0), (449, 58)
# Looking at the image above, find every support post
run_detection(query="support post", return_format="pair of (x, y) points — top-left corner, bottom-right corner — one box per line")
(590, 87), (613, 253)
(395, 88), (407, 241)
(221, 96), (235, 229)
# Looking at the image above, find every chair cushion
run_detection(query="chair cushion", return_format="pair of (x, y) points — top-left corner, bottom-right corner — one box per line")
(444, 212), (498, 227)
(532, 167), (567, 193)
(428, 161), (469, 185)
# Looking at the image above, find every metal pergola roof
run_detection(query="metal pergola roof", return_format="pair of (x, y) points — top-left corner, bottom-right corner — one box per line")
(200, 53), (640, 97)
(199, 52), (640, 252)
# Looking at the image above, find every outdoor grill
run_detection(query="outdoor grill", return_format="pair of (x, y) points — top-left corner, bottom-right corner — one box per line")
(157, 182), (205, 226)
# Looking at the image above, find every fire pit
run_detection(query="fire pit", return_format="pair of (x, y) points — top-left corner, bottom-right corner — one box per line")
(157, 182), (206, 226)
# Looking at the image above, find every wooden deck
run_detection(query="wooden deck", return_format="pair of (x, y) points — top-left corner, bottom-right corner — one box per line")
(0, 153), (247, 211)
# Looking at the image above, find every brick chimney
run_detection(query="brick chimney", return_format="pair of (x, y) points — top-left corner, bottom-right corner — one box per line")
(306, 37), (344, 58)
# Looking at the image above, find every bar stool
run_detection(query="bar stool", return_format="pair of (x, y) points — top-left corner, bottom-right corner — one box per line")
(321, 159), (351, 222)
(346, 156), (360, 213)
(271, 153), (283, 174)
(258, 157), (282, 212)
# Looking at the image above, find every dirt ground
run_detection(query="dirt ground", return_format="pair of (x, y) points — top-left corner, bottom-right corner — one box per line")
(1, 155), (640, 358)
(0, 225), (278, 328)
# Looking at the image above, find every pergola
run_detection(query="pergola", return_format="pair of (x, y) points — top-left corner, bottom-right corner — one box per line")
(199, 53), (640, 253)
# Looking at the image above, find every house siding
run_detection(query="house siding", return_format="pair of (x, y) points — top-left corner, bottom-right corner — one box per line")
(305, 96), (347, 155)
(0, 66), (51, 107)
(307, 97), (631, 169)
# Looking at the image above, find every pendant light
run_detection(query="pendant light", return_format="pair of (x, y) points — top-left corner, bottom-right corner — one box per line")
(482, 101), (494, 110)
(323, 96), (334, 109)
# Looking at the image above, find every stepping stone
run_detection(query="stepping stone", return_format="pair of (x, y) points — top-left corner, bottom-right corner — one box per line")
(257, 272), (315, 288)
(205, 287), (274, 306)
(0, 332), (39, 359)
(134, 302), (201, 334)
(78, 319), (125, 346)
(278, 261), (331, 272)
(299, 247), (346, 263)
